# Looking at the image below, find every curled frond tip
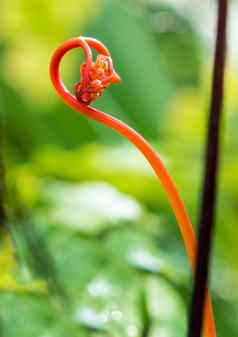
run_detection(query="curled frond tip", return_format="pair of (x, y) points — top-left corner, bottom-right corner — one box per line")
(50, 36), (121, 107)
(76, 53), (121, 104)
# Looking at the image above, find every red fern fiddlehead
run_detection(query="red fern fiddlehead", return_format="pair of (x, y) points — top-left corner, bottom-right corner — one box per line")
(49, 36), (216, 337)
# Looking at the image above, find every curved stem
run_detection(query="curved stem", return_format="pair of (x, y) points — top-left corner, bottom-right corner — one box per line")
(49, 37), (216, 337)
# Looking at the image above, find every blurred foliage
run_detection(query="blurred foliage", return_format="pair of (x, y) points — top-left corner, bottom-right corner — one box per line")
(0, 1), (238, 337)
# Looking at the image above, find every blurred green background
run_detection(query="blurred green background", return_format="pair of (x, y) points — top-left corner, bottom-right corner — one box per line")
(0, 0), (238, 336)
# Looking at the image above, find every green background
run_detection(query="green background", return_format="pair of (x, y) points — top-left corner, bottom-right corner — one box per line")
(0, 1), (238, 336)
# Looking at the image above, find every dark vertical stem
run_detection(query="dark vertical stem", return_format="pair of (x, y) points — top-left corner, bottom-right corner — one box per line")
(187, 1), (228, 337)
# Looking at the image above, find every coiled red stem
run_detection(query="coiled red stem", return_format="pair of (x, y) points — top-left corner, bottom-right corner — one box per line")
(49, 36), (216, 337)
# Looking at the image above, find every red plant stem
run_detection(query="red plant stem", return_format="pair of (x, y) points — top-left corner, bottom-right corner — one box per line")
(49, 37), (216, 337)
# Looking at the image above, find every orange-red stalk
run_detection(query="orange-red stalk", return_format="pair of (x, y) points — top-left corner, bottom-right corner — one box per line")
(49, 37), (216, 337)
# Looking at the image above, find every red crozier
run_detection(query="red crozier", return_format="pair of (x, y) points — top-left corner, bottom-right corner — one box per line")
(50, 36), (217, 337)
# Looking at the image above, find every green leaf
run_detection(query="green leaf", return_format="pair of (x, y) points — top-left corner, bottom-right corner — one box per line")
(105, 230), (171, 275)
(46, 230), (104, 298)
(0, 293), (56, 337)
(145, 276), (186, 323)
(149, 321), (186, 337)
(73, 267), (143, 337)
(46, 181), (144, 235)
